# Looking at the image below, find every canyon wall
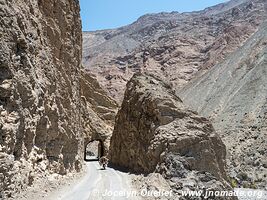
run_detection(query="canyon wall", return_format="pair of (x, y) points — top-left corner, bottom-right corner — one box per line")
(0, 0), (82, 198)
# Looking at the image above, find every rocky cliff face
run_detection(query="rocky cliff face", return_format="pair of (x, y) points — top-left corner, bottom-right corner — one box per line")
(179, 22), (267, 189)
(83, 0), (267, 103)
(80, 70), (117, 155)
(0, 0), (82, 198)
(110, 74), (233, 199)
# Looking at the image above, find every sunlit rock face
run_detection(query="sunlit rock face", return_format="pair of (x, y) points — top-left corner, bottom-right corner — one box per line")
(110, 74), (234, 199)
(0, 0), (82, 198)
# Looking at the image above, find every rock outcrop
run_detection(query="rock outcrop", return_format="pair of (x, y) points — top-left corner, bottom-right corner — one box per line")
(179, 22), (267, 189)
(83, 0), (267, 103)
(0, 0), (82, 198)
(80, 69), (117, 155)
(110, 74), (233, 199)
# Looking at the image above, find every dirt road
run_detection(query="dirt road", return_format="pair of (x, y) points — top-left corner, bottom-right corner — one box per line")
(49, 161), (139, 200)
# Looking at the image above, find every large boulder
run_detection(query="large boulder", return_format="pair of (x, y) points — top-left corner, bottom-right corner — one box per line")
(110, 73), (233, 198)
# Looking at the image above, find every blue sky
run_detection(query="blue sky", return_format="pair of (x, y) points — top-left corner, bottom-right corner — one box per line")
(80, 0), (228, 31)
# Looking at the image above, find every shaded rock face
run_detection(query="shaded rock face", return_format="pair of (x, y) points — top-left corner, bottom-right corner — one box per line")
(179, 22), (267, 189)
(110, 74), (232, 197)
(0, 0), (82, 197)
(83, 0), (267, 103)
(80, 70), (117, 155)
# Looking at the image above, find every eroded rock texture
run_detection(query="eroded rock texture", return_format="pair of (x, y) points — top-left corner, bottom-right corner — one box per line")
(81, 70), (117, 155)
(179, 22), (267, 189)
(110, 74), (233, 199)
(83, 0), (267, 103)
(0, 0), (82, 198)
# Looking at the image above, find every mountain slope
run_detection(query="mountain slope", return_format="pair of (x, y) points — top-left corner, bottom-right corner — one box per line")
(83, 0), (267, 103)
(178, 22), (267, 188)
